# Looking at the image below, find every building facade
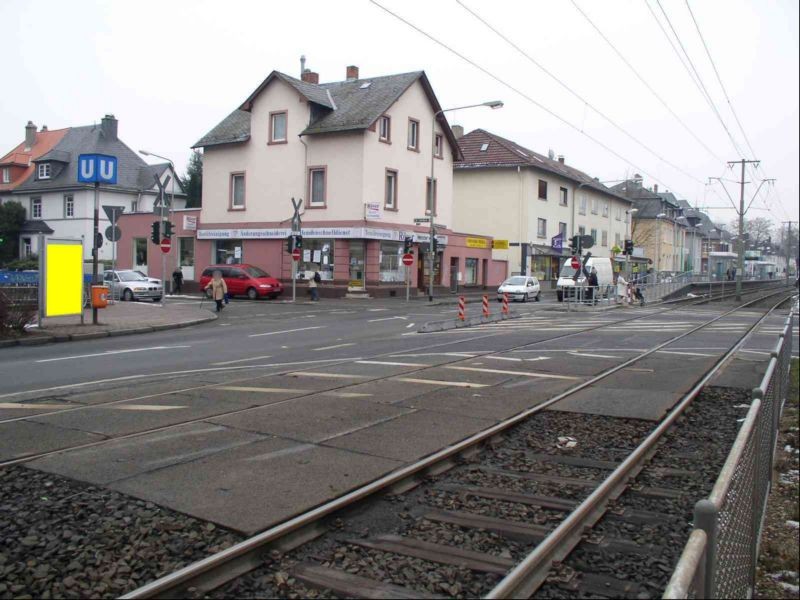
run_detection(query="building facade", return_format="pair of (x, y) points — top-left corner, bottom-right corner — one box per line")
(452, 129), (633, 284)
(190, 64), (502, 296)
(1, 115), (186, 261)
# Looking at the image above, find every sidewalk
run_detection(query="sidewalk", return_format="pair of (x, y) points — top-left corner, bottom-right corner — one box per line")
(1, 301), (216, 348)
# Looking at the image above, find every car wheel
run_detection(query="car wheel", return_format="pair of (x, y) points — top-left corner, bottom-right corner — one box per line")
(247, 287), (258, 300)
(123, 289), (133, 302)
(535, 292), (541, 302)
(153, 296), (162, 303)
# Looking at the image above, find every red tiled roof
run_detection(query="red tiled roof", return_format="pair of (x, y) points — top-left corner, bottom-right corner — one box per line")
(0, 127), (69, 192)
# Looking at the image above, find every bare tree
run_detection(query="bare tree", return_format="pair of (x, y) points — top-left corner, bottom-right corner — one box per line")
(730, 216), (775, 249)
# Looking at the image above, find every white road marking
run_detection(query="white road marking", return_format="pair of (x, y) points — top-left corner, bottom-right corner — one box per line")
(367, 308), (389, 312)
(321, 391), (373, 398)
(313, 343), (356, 352)
(446, 366), (578, 380)
(406, 323), (415, 329)
(485, 356), (523, 362)
(216, 386), (309, 394)
(212, 355), (273, 366)
(395, 378), (488, 388)
(568, 352), (620, 359)
(35, 346), (191, 363)
(625, 368), (655, 372)
(356, 360), (425, 367)
(0, 403), (68, 410)
(249, 326), (326, 338)
(368, 316), (408, 323)
(286, 372), (369, 379)
(390, 352), (478, 358)
(656, 350), (716, 357)
(111, 404), (184, 411)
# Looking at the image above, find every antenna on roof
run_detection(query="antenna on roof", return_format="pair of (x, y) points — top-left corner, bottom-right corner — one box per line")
(300, 55), (306, 77)
(547, 149), (555, 160)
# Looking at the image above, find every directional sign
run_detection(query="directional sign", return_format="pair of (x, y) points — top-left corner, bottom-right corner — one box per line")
(105, 225), (122, 242)
(571, 256), (581, 269)
(291, 248), (301, 261)
(402, 253), (414, 266)
(102, 205), (125, 224)
(414, 217), (431, 224)
(78, 154), (118, 184)
(160, 238), (172, 254)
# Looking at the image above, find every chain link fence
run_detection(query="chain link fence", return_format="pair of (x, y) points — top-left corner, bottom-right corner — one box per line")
(663, 309), (795, 599)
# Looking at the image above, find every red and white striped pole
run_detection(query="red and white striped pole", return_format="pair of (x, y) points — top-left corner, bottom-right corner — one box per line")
(482, 294), (490, 318)
(502, 292), (509, 315)
(457, 296), (466, 321)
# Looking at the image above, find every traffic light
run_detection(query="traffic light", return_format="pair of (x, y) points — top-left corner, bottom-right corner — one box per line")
(286, 235), (294, 254)
(430, 237), (438, 254)
(150, 221), (160, 244)
(295, 234), (303, 249)
(403, 236), (413, 254)
(163, 221), (175, 239)
(569, 235), (582, 255)
(624, 239), (634, 256)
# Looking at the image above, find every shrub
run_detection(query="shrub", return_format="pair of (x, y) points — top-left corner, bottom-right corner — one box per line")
(0, 287), (38, 335)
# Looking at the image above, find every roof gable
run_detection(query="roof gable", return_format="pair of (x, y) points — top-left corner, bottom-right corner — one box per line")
(0, 127), (69, 192)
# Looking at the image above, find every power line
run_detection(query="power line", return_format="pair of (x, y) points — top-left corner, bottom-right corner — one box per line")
(569, 0), (724, 164)
(456, 0), (706, 185)
(368, 0), (693, 201)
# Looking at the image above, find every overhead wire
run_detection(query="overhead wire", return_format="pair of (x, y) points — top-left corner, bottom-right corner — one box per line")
(368, 0), (694, 201)
(455, 0), (706, 186)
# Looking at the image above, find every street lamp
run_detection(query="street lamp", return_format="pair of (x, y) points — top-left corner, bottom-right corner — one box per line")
(427, 100), (503, 302)
(139, 150), (177, 300)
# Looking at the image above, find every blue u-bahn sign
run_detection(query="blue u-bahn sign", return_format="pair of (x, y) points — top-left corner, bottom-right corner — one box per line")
(78, 154), (118, 184)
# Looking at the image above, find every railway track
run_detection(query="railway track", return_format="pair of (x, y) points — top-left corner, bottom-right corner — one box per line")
(117, 289), (796, 598)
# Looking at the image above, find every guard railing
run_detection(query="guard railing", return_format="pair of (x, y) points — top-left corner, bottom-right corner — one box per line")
(663, 311), (795, 599)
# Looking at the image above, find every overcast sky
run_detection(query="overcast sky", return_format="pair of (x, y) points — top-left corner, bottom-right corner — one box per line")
(2, 0), (797, 228)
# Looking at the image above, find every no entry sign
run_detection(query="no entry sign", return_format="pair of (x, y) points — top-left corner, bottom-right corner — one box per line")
(160, 238), (172, 254)
(402, 253), (414, 266)
(291, 248), (301, 261)
(571, 256), (581, 269)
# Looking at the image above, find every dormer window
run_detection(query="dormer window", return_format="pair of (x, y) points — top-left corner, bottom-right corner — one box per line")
(38, 163), (51, 179)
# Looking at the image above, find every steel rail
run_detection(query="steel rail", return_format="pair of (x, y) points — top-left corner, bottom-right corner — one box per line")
(121, 290), (793, 598)
(485, 293), (792, 598)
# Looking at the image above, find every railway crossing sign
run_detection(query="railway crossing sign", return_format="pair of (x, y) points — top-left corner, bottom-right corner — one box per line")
(160, 238), (172, 253)
(291, 248), (301, 261)
(402, 253), (414, 266)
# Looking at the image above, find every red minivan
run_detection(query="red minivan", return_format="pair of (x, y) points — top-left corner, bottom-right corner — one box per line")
(200, 264), (283, 300)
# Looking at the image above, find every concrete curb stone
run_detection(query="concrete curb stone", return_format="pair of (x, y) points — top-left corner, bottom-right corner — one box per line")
(418, 311), (521, 333)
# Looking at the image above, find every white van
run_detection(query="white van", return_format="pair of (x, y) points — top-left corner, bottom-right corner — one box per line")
(556, 256), (614, 302)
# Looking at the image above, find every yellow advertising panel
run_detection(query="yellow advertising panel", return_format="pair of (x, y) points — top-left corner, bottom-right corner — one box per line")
(492, 239), (510, 250)
(45, 242), (83, 317)
(466, 237), (489, 249)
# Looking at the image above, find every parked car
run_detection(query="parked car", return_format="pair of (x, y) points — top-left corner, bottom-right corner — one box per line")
(103, 269), (163, 302)
(199, 264), (283, 300)
(135, 270), (162, 285)
(497, 276), (540, 302)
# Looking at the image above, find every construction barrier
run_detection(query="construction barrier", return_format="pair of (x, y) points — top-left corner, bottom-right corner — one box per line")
(482, 295), (490, 318)
(502, 293), (509, 315)
(457, 296), (466, 321)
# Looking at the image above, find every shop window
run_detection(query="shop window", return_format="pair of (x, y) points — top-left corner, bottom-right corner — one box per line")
(379, 241), (404, 282)
(298, 239), (334, 281)
(214, 240), (243, 265)
(465, 258), (479, 285)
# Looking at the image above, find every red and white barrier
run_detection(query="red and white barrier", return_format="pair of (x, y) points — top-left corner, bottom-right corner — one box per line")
(457, 296), (466, 321)
(482, 295), (490, 318)
(502, 293), (509, 315)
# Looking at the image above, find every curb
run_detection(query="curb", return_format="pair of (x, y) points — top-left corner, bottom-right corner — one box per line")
(0, 313), (217, 349)
(418, 311), (521, 333)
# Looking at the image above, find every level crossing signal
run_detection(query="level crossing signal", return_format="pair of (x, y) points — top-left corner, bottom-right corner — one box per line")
(286, 234), (304, 254)
(403, 236), (413, 254)
(569, 234), (595, 255)
(150, 221), (160, 244)
(163, 221), (175, 239)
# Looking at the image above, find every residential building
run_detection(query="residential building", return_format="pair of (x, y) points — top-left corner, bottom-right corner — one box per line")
(179, 63), (503, 296)
(1, 115), (186, 261)
(452, 129), (633, 284)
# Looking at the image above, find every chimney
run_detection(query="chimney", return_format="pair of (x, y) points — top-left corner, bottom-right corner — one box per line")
(557, 155), (565, 164)
(451, 125), (464, 139)
(101, 114), (118, 141)
(632, 173), (643, 188)
(40, 125), (48, 132)
(346, 65), (359, 81)
(653, 184), (659, 193)
(300, 55), (306, 77)
(301, 70), (319, 84)
(25, 121), (36, 149)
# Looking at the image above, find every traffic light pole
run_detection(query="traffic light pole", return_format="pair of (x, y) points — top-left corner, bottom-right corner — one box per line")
(92, 182), (99, 324)
(160, 190), (167, 306)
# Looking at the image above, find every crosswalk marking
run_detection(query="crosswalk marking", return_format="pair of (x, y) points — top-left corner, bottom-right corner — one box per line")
(394, 377), (488, 388)
(321, 392), (373, 398)
(216, 386), (310, 394)
(0, 402), (68, 410)
(445, 366), (579, 380)
(356, 360), (426, 367)
(111, 404), (185, 411)
(286, 372), (369, 379)
(568, 352), (620, 359)
(313, 343), (356, 351)
(656, 350), (716, 357)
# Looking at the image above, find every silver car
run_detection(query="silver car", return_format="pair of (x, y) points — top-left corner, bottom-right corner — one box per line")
(103, 270), (163, 302)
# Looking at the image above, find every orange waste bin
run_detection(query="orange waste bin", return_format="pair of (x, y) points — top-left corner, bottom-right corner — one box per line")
(91, 285), (109, 308)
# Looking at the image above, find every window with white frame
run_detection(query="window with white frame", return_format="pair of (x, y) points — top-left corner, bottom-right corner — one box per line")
(2, 168), (9, 184)
(591, 198), (598, 214)
(559, 222), (567, 238)
(37, 163), (51, 179)
(537, 218), (547, 238)
(559, 187), (568, 206)
(590, 228), (598, 244)
(31, 197), (42, 219)
(579, 194), (587, 215)
(385, 169), (398, 210)
(578, 225), (586, 236)
(407, 119), (419, 150)
(425, 177), (437, 215)
(601, 230), (608, 246)
(602, 201), (609, 217)
(269, 111), (287, 143)
(379, 116), (391, 142)
(309, 167), (326, 206)
(434, 133), (444, 158)
(22, 237), (32, 256)
(615, 232), (621, 246)
(230, 173), (245, 209)
(616, 206), (622, 221)
(64, 194), (74, 218)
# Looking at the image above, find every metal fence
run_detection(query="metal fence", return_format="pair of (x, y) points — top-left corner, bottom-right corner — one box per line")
(663, 310), (795, 599)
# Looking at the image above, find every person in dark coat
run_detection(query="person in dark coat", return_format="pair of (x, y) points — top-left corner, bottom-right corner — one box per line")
(587, 268), (599, 305)
(172, 267), (183, 295)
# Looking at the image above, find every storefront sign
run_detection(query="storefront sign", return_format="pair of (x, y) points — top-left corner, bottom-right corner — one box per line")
(413, 233), (449, 246)
(183, 215), (198, 231)
(365, 202), (381, 220)
(197, 226), (437, 243)
(466, 237), (489, 249)
(492, 239), (509, 250)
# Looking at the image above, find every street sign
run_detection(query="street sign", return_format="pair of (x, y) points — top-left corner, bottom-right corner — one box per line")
(402, 253), (414, 266)
(571, 256), (581, 269)
(492, 239), (509, 250)
(105, 225), (122, 242)
(291, 248), (301, 261)
(78, 154), (118, 184)
(102, 205), (125, 224)
(160, 238), (172, 253)
(414, 217), (431, 224)
(153, 174), (172, 214)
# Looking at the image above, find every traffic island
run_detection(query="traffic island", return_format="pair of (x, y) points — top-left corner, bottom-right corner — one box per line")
(418, 311), (521, 333)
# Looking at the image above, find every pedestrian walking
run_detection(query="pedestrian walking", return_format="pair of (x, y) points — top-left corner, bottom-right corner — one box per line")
(587, 267), (599, 305)
(204, 269), (228, 312)
(616, 273), (628, 305)
(172, 267), (183, 295)
(309, 270), (321, 301)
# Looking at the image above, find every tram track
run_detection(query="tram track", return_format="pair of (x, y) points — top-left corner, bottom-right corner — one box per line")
(116, 290), (795, 598)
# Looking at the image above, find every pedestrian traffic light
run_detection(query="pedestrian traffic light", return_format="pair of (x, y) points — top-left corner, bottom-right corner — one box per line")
(403, 236), (413, 254)
(150, 221), (160, 244)
(624, 239), (634, 256)
(163, 221), (175, 239)
(295, 234), (303, 249)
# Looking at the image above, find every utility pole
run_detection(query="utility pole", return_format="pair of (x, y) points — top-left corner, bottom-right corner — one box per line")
(782, 221), (798, 287)
(727, 159), (761, 300)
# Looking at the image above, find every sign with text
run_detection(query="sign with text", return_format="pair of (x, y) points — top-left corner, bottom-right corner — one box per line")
(466, 237), (489, 249)
(492, 239), (509, 250)
(183, 215), (198, 231)
(78, 154), (118, 184)
(365, 202), (381, 220)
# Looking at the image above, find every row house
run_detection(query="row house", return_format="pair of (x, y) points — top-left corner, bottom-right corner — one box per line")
(452, 129), (634, 285)
(0, 115), (186, 261)
(161, 64), (503, 296)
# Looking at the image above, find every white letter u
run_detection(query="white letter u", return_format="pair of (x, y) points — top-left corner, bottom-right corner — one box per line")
(100, 159), (114, 180)
(80, 160), (95, 179)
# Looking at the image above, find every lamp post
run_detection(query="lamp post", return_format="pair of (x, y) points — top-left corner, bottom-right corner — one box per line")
(655, 212), (667, 281)
(139, 150), (177, 300)
(428, 100), (503, 302)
